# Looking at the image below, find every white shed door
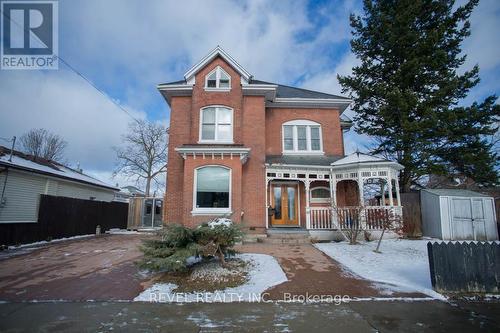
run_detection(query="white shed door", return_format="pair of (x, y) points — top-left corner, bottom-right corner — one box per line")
(450, 198), (474, 240)
(471, 199), (487, 240)
(450, 197), (492, 241)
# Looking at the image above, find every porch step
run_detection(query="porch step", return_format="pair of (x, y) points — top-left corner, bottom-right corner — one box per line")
(242, 234), (268, 244)
(263, 229), (311, 244)
(263, 237), (311, 245)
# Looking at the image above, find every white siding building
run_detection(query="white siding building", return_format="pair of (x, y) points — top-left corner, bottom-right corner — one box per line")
(0, 147), (118, 223)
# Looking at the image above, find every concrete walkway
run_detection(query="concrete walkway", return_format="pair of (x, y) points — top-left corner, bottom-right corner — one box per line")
(0, 301), (499, 332)
(236, 243), (425, 299)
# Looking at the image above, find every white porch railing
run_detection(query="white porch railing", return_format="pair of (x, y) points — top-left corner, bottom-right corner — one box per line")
(309, 207), (333, 229)
(309, 206), (403, 231)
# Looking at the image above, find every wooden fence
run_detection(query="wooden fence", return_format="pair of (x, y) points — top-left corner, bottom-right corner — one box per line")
(401, 192), (422, 238)
(427, 241), (500, 293)
(0, 195), (128, 246)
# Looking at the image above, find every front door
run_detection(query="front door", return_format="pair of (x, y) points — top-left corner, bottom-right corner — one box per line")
(271, 183), (299, 226)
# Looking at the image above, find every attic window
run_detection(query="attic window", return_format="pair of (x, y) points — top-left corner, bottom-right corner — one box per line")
(205, 66), (231, 90)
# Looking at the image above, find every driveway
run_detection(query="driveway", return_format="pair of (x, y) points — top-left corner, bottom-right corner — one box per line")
(0, 235), (428, 302)
(0, 234), (149, 301)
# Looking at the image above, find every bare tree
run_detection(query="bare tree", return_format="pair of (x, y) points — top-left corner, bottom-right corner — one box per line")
(19, 128), (67, 162)
(333, 206), (363, 245)
(113, 120), (168, 196)
(373, 209), (403, 253)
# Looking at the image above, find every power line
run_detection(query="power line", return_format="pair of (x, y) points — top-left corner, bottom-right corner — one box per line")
(0, 8), (142, 124)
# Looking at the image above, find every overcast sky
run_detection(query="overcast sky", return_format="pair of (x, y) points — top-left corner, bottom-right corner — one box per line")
(1, 0), (498, 190)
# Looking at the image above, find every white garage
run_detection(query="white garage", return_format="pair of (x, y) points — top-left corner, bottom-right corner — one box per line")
(421, 189), (498, 241)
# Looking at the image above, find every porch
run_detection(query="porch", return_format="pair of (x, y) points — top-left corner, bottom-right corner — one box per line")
(265, 152), (404, 232)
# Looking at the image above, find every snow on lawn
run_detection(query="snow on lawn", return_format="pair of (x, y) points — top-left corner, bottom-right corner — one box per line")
(315, 239), (446, 300)
(134, 253), (287, 303)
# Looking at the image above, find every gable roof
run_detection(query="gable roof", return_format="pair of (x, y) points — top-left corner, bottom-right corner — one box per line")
(158, 46), (352, 111)
(184, 46), (252, 83)
(0, 146), (118, 191)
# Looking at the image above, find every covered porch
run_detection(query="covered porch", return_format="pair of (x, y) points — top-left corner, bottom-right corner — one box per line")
(265, 152), (404, 232)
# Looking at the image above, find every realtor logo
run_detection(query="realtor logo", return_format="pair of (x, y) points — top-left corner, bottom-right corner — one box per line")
(1, 0), (58, 69)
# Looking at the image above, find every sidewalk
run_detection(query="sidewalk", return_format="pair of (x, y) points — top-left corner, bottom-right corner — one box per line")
(1, 301), (498, 332)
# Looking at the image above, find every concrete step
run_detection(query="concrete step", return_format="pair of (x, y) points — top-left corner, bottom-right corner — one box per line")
(242, 234), (268, 244)
(261, 237), (311, 244)
(263, 229), (311, 244)
(267, 233), (310, 239)
(266, 229), (310, 239)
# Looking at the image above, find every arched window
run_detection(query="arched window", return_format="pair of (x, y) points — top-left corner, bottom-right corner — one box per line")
(193, 166), (231, 214)
(199, 106), (233, 143)
(205, 66), (231, 90)
(282, 120), (323, 154)
(310, 186), (330, 203)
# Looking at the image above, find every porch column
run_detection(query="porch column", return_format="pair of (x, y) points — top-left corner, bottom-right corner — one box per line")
(395, 176), (401, 206)
(305, 180), (311, 229)
(357, 177), (364, 206)
(387, 177), (394, 206)
(330, 178), (337, 207)
(265, 179), (269, 229)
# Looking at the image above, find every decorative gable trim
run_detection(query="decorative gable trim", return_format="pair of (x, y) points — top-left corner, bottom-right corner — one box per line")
(184, 46), (252, 84)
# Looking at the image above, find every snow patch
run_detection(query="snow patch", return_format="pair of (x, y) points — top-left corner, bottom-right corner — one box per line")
(7, 234), (95, 250)
(106, 229), (141, 235)
(207, 218), (233, 228)
(315, 239), (447, 300)
(134, 253), (287, 303)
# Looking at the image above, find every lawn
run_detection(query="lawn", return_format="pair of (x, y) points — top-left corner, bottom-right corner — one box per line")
(315, 239), (446, 300)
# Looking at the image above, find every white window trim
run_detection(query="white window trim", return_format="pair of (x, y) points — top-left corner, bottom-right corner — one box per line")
(192, 165), (232, 215)
(282, 120), (324, 155)
(199, 106), (234, 144)
(204, 66), (231, 91)
(310, 186), (331, 203)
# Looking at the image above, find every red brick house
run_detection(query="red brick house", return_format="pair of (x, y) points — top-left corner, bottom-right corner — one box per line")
(159, 47), (403, 238)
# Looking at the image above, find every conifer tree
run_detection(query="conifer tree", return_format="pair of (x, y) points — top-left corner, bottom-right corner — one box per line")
(339, 0), (499, 191)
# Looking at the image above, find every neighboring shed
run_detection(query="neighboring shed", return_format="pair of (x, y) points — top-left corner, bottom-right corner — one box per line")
(421, 189), (498, 241)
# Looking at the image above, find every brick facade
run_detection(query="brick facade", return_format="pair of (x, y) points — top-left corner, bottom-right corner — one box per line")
(163, 55), (346, 230)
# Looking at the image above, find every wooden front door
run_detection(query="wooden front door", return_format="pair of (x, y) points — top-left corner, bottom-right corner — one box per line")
(271, 183), (299, 226)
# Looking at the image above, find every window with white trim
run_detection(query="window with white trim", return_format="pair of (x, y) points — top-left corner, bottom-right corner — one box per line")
(282, 120), (323, 154)
(200, 106), (233, 142)
(194, 166), (231, 213)
(205, 66), (231, 90)
(310, 186), (330, 203)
